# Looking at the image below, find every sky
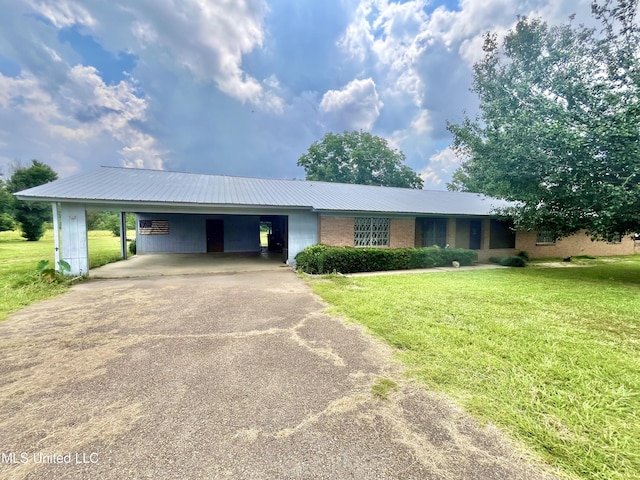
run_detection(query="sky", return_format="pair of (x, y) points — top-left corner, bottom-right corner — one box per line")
(0, 0), (597, 188)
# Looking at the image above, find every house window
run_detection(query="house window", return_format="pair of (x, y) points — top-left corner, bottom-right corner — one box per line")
(490, 220), (516, 249)
(354, 217), (390, 247)
(421, 218), (447, 247)
(536, 231), (556, 245)
(608, 233), (622, 244)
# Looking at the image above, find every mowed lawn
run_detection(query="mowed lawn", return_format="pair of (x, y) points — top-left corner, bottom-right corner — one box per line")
(0, 229), (130, 321)
(307, 257), (640, 480)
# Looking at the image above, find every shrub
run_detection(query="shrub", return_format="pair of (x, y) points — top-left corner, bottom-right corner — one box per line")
(129, 239), (136, 255)
(0, 213), (14, 231)
(295, 245), (477, 274)
(499, 255), (527, 267)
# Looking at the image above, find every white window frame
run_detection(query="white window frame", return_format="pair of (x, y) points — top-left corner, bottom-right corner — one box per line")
(354, 217), (390, 247)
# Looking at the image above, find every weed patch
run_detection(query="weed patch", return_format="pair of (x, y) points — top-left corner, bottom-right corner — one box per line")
(371, 378), (398, 400)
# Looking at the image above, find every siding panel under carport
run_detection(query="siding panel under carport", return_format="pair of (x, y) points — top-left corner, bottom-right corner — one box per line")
(287, 211), (318, 265)
(136, 213), (260, 254)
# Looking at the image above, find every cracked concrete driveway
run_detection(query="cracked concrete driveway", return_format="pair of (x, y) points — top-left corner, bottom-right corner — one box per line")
(0, 270), (558, 479)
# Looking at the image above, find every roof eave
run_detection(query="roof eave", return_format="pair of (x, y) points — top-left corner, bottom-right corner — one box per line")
(14, 196), (314, 212)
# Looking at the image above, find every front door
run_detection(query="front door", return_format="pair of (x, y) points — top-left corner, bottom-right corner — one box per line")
(469, 220), (482, 250)
(206, 219), (224, 252)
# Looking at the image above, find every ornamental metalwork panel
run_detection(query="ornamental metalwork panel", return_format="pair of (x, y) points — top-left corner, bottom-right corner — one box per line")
(354, 217), (389, 247)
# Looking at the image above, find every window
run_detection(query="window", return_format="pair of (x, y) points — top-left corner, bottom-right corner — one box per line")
(354, 217), (390, 247)
(421, 218), (447, 247)
(608, 233), (622, 244)
(490, 220), (516, 249)
(536, 231), (556, 245)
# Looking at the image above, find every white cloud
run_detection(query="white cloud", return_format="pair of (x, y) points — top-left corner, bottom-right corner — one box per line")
(419, 147), (460, 187)
(25, 0), (96, 28)
(410, 109), (432, 134)
(132, 0), (282, 112)
(0, 0), (611, 185)
(0, 66), (163, 173)
(319, 78), (383, 131)
(24, 0), (283, 112)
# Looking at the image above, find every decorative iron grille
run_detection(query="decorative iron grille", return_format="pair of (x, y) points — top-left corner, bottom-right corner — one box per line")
(354, 217), (390, 247)
(535, 231), (556, 244)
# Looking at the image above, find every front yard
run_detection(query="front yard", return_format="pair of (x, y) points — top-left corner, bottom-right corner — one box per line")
(0, 229), (130, 321)
(306, 256), (640, 480)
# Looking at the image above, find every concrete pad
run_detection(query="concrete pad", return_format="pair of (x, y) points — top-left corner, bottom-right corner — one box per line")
(0, 270), (559, 479)
(90, 252), (288, 278)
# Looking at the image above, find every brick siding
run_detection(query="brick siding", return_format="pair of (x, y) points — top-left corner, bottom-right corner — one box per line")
(517, 230), (636, 258)
(390, 218), (416, 248)
(318, 216), (354, 246)
(319, 215), (416, 248)
(318, 216), (636, 260)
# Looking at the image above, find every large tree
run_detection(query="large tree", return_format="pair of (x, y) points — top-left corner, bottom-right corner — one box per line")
(7, 160), (58, 241)
(447, 1), (640, 240)
(297, 130), (423, 189)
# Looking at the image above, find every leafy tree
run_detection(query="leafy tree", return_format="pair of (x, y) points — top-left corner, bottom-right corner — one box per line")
(97, 212), (135, 236)
(0, 177), (14, 231)
(297, 130), (424, 189)
(447, 2), (640, 241)
(6, 160), (58, 241)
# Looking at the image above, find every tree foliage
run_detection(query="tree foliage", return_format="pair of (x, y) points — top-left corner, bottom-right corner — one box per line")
(447, 1), (640, 240)
(0, 177), (14, 231)
(297, 130), (423, 189)
(6, 160), (58, 241)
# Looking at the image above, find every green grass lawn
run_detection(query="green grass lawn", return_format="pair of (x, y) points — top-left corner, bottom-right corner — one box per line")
(306, 256), (640, 480)
(0, 229), (131, 321)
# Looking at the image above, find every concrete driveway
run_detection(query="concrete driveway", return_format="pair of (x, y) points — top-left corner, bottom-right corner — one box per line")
(0, 270), (558, 479)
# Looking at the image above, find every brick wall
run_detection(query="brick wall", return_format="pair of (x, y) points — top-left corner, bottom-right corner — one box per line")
(390, 218), (416, 248)
(318, 216), (354, 246)
(516, 230), (636, 258)
(318, 215), (416, 248)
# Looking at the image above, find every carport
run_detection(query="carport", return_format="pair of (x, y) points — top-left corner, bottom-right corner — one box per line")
(14, 168), (320, 275)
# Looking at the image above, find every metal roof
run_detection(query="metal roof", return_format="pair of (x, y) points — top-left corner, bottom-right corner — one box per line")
(15, 167), (512, 216)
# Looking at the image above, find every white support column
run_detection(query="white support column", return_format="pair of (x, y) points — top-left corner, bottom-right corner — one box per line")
(60, 203), (89, 275)
(119, 211), (127, 260)
(51, 202), (61, 270)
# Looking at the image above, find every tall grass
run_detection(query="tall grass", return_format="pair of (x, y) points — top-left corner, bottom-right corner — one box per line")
(307, 256), (640, 480)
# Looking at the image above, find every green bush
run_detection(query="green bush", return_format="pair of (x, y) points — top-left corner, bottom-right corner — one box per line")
(499, 255), (527, 267)
(0, 213), (14, 231)
(295, 245), (477, 274)
(129, 239), (136, 255)
(490, 251), (529, 268)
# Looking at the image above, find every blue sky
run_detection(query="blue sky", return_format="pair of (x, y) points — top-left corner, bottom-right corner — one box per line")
(0, 0), (595, 187)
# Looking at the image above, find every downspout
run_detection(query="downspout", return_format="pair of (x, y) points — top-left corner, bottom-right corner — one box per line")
(119, 211), (127, 260)
(52, 202), (61, 271)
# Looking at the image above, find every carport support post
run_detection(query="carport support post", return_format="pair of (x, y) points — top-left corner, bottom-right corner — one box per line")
(119, 211), (127, 260)
(52, 202), (61, 271)
(60, 203), (89, 276)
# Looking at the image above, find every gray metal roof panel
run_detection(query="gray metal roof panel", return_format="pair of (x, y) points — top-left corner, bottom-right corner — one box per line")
(16, 167), (512, 216)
